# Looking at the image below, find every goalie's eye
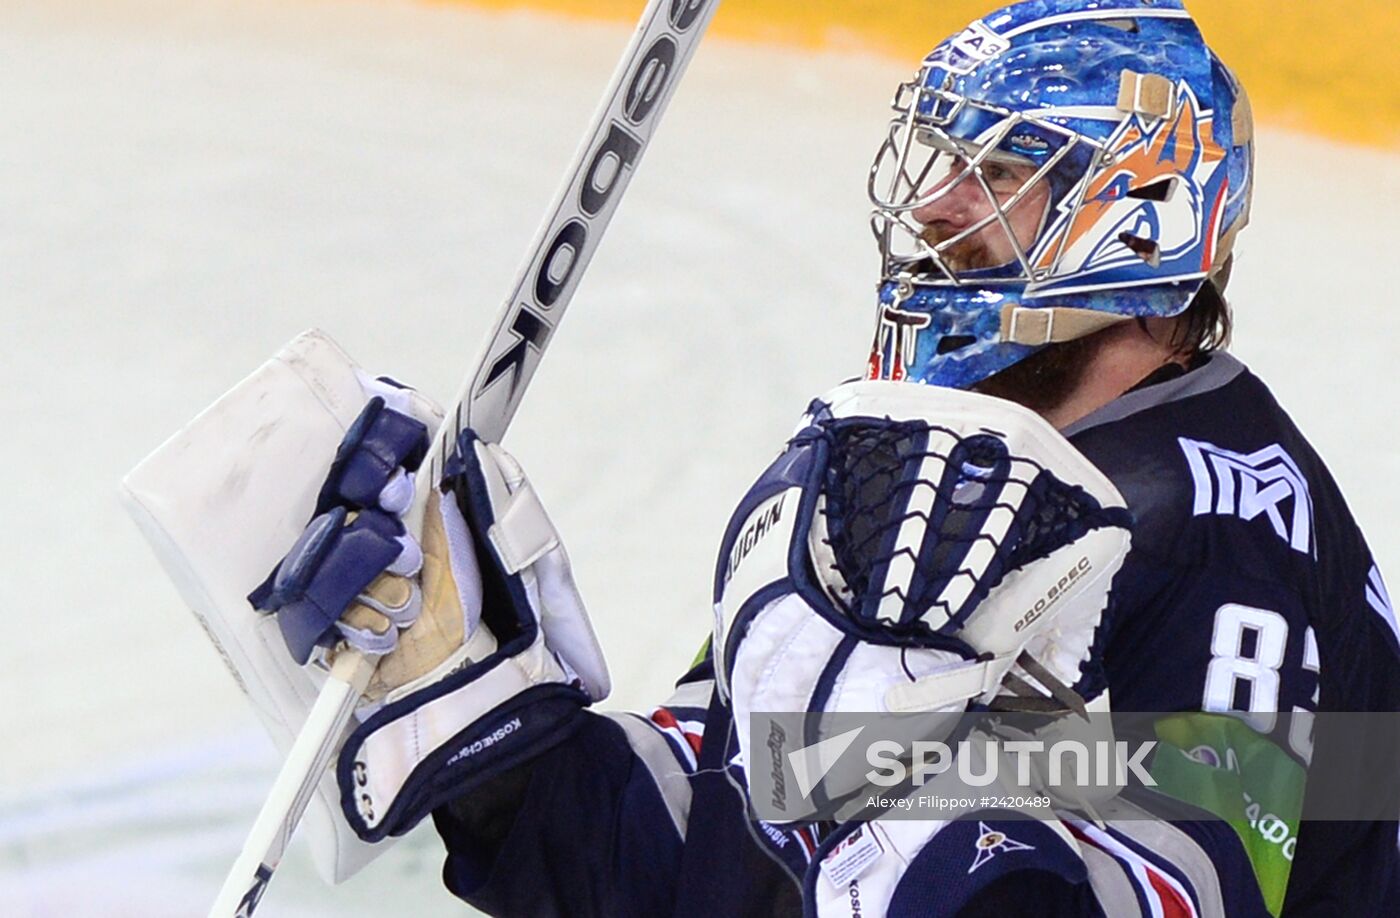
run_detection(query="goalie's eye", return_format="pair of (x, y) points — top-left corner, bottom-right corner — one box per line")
(981, 162), (1017, 186)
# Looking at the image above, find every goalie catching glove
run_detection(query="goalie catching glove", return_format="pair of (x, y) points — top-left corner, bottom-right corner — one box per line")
(252, 391), (609, 842)
(713, 380), (1133, 818)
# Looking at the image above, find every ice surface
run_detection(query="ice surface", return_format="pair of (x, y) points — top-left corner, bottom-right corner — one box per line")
(2, 0), (1396, 914)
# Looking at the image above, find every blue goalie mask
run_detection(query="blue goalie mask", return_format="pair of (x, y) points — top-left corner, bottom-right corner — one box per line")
(865, 0), (1255, 389)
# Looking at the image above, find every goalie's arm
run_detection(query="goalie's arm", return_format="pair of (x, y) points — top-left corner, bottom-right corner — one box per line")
(433, 688), (706, 917)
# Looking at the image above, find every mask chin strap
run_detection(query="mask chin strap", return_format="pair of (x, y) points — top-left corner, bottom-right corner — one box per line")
(998, 304), (1130, 345)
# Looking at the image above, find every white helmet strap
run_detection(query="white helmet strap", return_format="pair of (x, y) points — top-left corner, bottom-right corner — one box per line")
(999, 304), (1132, 346)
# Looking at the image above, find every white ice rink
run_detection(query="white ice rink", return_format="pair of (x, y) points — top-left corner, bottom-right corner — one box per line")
(4, 0), (1398, 914)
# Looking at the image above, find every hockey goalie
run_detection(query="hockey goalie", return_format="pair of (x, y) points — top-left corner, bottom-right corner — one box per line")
(123, 1), (1400, 915)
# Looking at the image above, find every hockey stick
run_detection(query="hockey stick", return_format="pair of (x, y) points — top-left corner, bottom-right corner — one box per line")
(208, 1), (720, 915)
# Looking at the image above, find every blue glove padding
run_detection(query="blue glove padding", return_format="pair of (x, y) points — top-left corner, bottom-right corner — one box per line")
(255, 507), (408, 664)
(314, 393), (428, 514)
(250, 395), (429, 663)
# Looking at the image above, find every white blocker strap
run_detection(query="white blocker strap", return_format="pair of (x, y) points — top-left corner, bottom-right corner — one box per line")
(464, 437), (610, 701)
(522, 530), (610, 701)
(487, 479), (559, 574)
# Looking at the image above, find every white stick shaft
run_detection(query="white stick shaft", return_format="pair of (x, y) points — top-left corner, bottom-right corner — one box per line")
(209, 2), (720, 914)
(422, 0), (721, 479)
(209, 652), (375, 918)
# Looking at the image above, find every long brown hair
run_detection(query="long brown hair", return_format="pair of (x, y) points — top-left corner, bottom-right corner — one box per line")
(1170, 260), (1235, 355)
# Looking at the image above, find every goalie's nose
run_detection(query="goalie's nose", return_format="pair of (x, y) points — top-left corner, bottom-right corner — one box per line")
(912, 170), (982, 233)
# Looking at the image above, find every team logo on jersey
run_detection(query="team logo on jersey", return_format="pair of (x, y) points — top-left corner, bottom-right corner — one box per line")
(1178, 438), (1314, 555)
(867, 305), (931, 381)
(1366, 564), (1398, 645)
(968, 822), (1035, 874)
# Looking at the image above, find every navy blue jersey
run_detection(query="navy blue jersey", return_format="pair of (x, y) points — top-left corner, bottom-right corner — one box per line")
(1063, 353), (1400, 914)
(433, 354), (1398, 917)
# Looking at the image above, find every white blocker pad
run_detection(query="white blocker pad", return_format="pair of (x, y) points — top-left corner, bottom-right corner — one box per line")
(120, 329), (428, 883)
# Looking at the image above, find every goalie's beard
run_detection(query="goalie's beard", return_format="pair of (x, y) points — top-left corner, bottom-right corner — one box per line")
(974, 333), (1103, 417)
(918, 225), (1008, 275)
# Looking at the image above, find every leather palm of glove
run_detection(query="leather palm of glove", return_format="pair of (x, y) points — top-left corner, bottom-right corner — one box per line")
(252, 390), (609, 841)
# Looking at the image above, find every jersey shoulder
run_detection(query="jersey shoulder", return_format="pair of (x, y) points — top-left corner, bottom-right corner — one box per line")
(1066, 353), (1358, 581)
(1067, 354), (1400, 701)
